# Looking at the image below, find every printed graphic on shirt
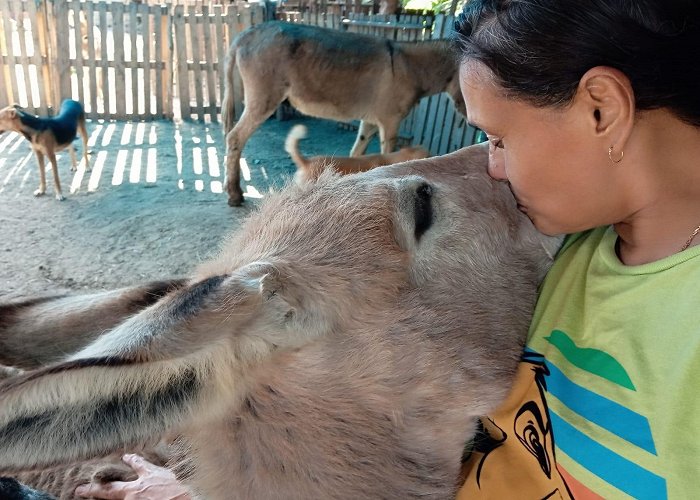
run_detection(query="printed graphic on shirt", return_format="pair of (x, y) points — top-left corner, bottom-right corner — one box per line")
(458, 335), (668, 499)
(537, 331), (667, 499)
(457, 351), (573, 499)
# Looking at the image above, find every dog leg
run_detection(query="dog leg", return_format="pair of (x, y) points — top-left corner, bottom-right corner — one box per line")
(33, 151), (47, 197)
(78, 118), (91, 170)
(47, 151), (64, 201)
(69, 144), (78, 172)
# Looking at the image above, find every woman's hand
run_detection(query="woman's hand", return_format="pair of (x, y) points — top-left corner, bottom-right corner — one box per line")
(74, 454), (190, 500)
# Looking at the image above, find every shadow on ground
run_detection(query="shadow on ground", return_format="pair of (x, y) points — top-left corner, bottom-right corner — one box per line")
(0, 116), (365, 300)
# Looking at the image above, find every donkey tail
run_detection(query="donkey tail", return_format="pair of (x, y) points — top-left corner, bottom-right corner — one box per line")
(221, 43), (238, 135)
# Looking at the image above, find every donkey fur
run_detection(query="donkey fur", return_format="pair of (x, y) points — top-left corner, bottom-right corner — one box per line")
(0, 144), (561, 499)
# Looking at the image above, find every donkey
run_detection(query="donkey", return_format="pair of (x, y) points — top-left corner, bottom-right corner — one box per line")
(0, 144), (561, 499)
(221, 20), (466, 206)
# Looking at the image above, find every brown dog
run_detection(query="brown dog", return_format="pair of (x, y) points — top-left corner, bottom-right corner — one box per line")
(285, 124), (430, 183)
(0, 99), (90, 200)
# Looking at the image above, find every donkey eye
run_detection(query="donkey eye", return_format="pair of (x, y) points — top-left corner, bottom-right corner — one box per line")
(414, 183), (433, 241)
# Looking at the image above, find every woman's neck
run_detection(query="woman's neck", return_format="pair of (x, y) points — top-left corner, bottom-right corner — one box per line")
(614, 111), (700, 265)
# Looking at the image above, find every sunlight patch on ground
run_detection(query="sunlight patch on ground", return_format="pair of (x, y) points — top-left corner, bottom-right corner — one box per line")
(240, 157), (251, 182)
(111, 150), (129, 186)
(130, 149), (142, 183)
(147, 149), (157, 182)
(88, 151), (108, 192)
(1, 122), (273, 198)
(208, 147), (220, 177)
(244, 185), (264, 199)
(0, 151), (32, 192)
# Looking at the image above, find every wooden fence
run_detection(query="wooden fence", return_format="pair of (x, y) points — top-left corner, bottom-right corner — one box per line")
(0, 0), (267, 121)
(0, 0), (481, 155)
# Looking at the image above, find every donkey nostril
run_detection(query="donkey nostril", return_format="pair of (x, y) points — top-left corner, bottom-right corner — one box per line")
(414, 182), (433, 241)
(416, 183), (432, 198)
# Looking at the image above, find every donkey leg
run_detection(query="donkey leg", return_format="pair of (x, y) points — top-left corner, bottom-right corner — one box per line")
(349, 121), (378, 157)
(224, 106), (277, 207)
(378, 120), (400, 154)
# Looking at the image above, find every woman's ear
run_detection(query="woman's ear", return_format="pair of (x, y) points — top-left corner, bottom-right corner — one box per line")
(577, 66), (635, 150)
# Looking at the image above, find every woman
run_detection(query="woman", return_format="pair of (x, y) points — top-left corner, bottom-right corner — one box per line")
(455, 0), (700, 498)
(78, 1), (700, 498)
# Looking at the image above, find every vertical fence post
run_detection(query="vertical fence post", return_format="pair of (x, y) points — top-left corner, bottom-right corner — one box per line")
(173, 4), (189, 121)
(53, 0), (71, 106)
(0, 0), (21, 105)
(159, 4), (172, 119)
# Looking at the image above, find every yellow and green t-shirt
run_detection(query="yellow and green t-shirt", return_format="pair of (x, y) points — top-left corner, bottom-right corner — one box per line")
(457, 226), (700, 499)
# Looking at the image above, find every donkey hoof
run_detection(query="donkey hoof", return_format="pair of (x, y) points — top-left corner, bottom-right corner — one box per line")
(33, 188), (46, 197)
(228, 194), (244, 207)
(55, 193), (65, 201)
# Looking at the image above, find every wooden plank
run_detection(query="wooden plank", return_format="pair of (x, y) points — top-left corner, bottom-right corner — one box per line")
(25, 0), (50, 114)
(54, 0), (71, 106)
(141, 3), (152, 118)
(0, 5), (8, 107)
(214, 4), (225, 120)
(84, 0), (98, 116)
(112, 2), (126, 119)
(202, 5), (217, 121)
(437, 98), (456, 154)
(188, 4), (203, 121)
(69, 0), (85, 107)
(449, 115), (468, 151)
(173, 5), (190, 120)
(1, 0), (21, 105)
(128, 1), (139, 116)
(153, 4), (163, 118)
(159, 4), (172, 119)
(12, 0), (34, 108)
(429, 94), (450, 154)
(98, 2), (111, 117)
(43, 0), (58, 110)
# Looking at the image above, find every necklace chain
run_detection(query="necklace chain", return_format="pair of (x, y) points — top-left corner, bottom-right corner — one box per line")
(681, 223), (700, 252)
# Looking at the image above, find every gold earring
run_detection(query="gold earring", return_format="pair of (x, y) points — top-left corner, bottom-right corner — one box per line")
(608, 146), (624, 163)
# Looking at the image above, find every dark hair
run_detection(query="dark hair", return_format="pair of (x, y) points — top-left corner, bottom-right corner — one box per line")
(454, 0), (700, 126)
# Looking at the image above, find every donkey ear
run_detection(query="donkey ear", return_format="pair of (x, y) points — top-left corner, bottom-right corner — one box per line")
(69, 261), (288, 362)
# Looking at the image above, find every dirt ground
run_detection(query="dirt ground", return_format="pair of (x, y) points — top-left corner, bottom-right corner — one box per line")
(0, 116), (366, 301)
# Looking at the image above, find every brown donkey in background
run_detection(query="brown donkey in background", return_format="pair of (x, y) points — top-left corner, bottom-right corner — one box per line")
(221, 21), (465, 205)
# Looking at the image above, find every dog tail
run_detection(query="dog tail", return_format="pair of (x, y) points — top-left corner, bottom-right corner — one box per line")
(221, 41), (238, 136)
(285, 125), (311, 181)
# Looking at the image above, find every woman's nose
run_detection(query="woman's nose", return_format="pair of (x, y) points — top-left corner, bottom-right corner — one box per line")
(487, 146), (507, 180)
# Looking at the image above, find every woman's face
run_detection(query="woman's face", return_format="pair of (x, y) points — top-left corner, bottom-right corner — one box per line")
(459, 61), (622, 236)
